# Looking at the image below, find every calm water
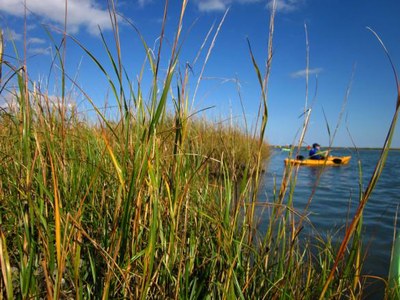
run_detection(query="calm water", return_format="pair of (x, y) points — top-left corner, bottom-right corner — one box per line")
(259, 148), (400, 297)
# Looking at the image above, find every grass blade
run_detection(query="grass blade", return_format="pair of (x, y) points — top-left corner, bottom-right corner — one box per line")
(0, 228), (14, 299)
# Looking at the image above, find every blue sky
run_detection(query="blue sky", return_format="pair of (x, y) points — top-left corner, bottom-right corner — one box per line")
(0, 0), (399, 148)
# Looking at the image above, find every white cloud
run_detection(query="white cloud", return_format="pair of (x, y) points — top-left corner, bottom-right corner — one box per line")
(137, 0), (152, 7)
(28, 46), (52, 56)
(196, 0), (263, 12)
(28, 37), (46, 45)
(0, 90), (76, 112)
(0, 92), (18, 111)
(0, 0), (113, 34)
(291, 67), (322, 78)
(196, 0), (295, 13)
(197, 0), (230, 12)
(267, 0), (304, 13)
(237, 0), (262, 3)
(4, 29), (22, 41)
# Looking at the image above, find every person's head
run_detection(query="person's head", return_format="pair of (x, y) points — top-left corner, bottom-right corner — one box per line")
(312, 143), (320, 149)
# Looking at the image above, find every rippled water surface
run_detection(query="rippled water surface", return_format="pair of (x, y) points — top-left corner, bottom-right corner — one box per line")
(259, 148), (400, 297)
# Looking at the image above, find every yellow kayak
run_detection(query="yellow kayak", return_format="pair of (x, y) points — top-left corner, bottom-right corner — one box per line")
(284, 156), (351, 166)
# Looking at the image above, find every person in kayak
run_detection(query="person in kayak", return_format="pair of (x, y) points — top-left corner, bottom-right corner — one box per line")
(309, 143), (325, 160)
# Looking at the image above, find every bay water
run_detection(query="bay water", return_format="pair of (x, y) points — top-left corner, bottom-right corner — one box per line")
(259, 148), (400, 297)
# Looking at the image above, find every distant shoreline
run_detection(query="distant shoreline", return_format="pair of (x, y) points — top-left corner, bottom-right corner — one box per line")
(273, 146), (400, 151)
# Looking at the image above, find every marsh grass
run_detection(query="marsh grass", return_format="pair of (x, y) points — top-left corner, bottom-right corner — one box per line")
(0, 1), (399, 299)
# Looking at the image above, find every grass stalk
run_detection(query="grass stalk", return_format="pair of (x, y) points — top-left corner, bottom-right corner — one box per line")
(0, 228), (14, 299)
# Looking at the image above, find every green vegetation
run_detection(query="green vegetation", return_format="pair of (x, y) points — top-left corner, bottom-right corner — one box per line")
(0, 2), (399, 299)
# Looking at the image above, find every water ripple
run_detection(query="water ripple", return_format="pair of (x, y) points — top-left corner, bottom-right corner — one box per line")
(261, 149), (400, 279)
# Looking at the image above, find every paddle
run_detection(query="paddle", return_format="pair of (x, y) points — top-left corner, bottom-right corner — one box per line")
(308, 150), (329, 160)
(318, 150), (329, 156)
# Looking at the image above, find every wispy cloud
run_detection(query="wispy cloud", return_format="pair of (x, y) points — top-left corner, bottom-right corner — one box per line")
(27, 35), (50, 56)
(0, 0), (113, 34)
(237, 0), (262, 3)
(1, 91), (76, 111)
(195, 0), (264, 12)
(194, 0), (303, 13)
(28, 46), (52, 56)
(267, 0), (304, 13)
(196, 0), (230, 12)
(137, 0), (153, 8)
(28, 37), (46, 45)
(4, 29), (22, 41)
(291, 67), (322, 78)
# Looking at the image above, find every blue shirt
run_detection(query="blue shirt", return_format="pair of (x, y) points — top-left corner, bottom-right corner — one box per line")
(309, 147), (323, 160)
